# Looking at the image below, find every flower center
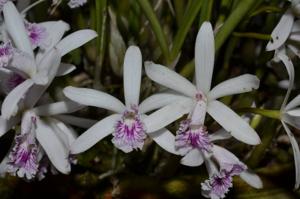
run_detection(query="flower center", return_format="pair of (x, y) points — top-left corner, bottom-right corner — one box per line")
(112, 106), (147, 153)
(175, 119), (212, 155)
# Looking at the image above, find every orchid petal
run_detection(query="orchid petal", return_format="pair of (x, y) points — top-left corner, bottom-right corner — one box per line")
(56, 29), (97, 57)
(286, 108), (300, 117)
(32, 101), (84, 116)
(3, 2), (33, 57)
(282, 113), (300, 129)
(266, 9), (294, 51)
(124, 46), (142, 107)
(143, 99), (193, 133)
(70, 114), (120, 154)
(34, 48), (61, 85)
(139, 93), (189, 114)
(180, 149), (204, 167)
(209, 128), (231, 141)
(207, 100), (261, 145)
(55, 115), (97, 129)
(56, 63), (76, 77)
(277, 51), (295, 110)
(240, 170), (263, 189)
(195, 22), (215, 93)
(148, 128), (178, 154)
(63, 86), (125, 113)
(286, 94), (300, 111)
(1, 79), (34, 119)
(10, 51), (36, 77)
(49, 118), (77, 147)
(145, 61), (197, 98)
(212, 145), (241, 165)
(36, 118), (71, 174)
(208, 74), (259, 100)
(282, 122), (300, 189)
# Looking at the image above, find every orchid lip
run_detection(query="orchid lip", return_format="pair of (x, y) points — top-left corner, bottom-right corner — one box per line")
(112, 105), (147, 153)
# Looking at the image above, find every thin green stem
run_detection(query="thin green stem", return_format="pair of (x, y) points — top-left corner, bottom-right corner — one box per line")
(233, 32), (271, 40)
(237, 107), (281, 119)
(137, 0), (170, 63)
(21, 0), (45, 14)
(199, 0), (214, 27)
(215, 0), (263, 51)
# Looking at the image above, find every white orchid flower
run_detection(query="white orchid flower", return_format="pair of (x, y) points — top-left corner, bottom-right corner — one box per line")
(0, 99), (95, 180)
(68, 0), (87, 8)
(145, 22), (261, 165)
(201, 145), (262, 199)
(266, 1), (300, 58)
(275, 50), (300, 189)
(64, 46), (191, 154)
(0, 1), (97, 119)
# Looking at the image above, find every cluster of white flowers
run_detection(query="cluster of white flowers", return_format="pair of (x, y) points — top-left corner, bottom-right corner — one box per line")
(0, 1), (300, 199)
(267, 0), (300, 190)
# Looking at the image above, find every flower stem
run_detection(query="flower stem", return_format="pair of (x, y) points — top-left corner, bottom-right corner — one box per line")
(233, 32), (271, 40)
(237, 107), (281, 119)
(137, 0), (170, 64)
(215, 0), (263, 51)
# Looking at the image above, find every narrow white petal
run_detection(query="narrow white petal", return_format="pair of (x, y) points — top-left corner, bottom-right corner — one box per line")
(208, 74), (260, 100)
(70, 114), (120, 154)
(282, 122), (300, 189)
(282, 113), (300, 131)
(286, 108), (300, 117)
(143, 99), (193, 133)
(240, 170), (263, 189)
(55, 115), (97, 129)
(34, 48), (61, 85)
(10, 51), (36, 77)
(1, 79), (34, 119)
(277, 51), (295, 109)
(36, 118), (71, 174)
(3, 2), (33, 57)
(123, 46), (142, 107)
(145, 61), (197, 98)
(209, 128), (231, 141)
(212, 145), (241, 165)
(207, 100), (261, 145)
(286, 94), (300, 111)
(32, 101), (84, 116)
(139, 93), (189, 114)
(39, 21), (70, 50)
(180, 149), (204, 167)
(56, 63), (76, 77)
(195, 22), (215, 93)
(266, 9), (294, 51)
(56, 29), (97, 57)
(63, 86), (125, 113)
(35, 21), (70, 62)
(148, 128), (178, 154)
(23, 84), (47, 109)
(49, 118), (78, 148)
(291, 20), (300, 33)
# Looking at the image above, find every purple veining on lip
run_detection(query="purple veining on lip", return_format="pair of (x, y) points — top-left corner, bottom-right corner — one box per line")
(2, 72), (26, 94)
(68, 0), (87, 8)
(0, 41), (14, 67)
(25, 21), (47, 49)
(175, 119), (212, 155)
(201, 163), (247, 199)
(112, 105), (147, 153)
(7, 115), (39, 180)
(7, 133), (39, 180)
(201, 170), (233, 199)
(0, 0), (9, 11)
